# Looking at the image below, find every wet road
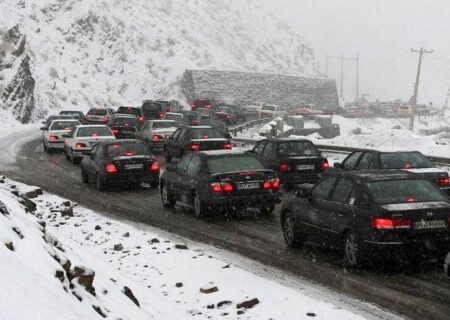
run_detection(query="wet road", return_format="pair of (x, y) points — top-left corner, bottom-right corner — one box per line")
(3, 133), (450, 320)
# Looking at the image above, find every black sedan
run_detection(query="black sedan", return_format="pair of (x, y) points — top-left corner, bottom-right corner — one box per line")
(250, 138), (329, 187)
(109, 115), (139, 139)
(333, 150), (450, 195)
(80, 140), (160, 191)
(160, 150), (282, 218)
(281, 170), (450, 267)
(165, 126), (231, 162)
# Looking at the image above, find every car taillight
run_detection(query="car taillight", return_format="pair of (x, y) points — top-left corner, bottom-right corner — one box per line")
(159, 112), (165, 119)
(49, 135), (58, 141)
(124, 151), (135, 156)
(112, 128), (119, 134)
(322, 159), (329, 170)
(438, 178), (450, 185)
(153, 135), (162, 140)
(64, 127), (71, 131)
(105, 161), (118, 174)
(190, 103), (196, 109)
(84, 115), (88, 120)
(138, 116), (145, 122)
(405, 163), (412, 169)
(205, 104), (211, 109)
(371, 217), (411, 229)
(239, 171), (257, 175)
(191, 119), (199, 125)
(102, 115), (109, 121)
(407, 197), (417, 203)
(221, 143), (232, 149)
(75, 143), (86, 149)
(279, 163), (290, 172)
(91, 133), (99, 137)
(226, 114), (231, 119)
(263, 178), (280, 190)
(150, 161), (160, 171)
(191, 144), (201, 151)
(210, 182), (233, 193)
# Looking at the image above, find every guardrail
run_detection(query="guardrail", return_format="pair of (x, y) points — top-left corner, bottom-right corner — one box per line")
(231, 138), (450, 166)
(230, 117), (276, 136)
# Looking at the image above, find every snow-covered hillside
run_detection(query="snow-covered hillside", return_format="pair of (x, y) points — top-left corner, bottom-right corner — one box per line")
(0, 0), (318, 123)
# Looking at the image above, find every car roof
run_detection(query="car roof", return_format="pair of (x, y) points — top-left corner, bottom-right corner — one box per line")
(147, 120), (178, 123)
(101, 139), (143, 146)
(198, 150), (245, 157)
(60, 110), (83, 113)
(263, 137), (313, 143)
(165, 112), (182, 116)
(76, 124), (109, 128)
(186, 126), (213, 129)
(329, 170), (416, 182)
(113, 114), (137, 118)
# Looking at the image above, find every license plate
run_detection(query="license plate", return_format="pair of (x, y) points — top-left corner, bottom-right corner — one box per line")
(296, 164), (315, 171)
(122, 131), (133, 134)
(237, 182), (260, 190)
(413, 220), (446, 229)
(124, 164), (143, 170)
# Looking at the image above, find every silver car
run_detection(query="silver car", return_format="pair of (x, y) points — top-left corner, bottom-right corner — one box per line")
(134, 120), (180, 151)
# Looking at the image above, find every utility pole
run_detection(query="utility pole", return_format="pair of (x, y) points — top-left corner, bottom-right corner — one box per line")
(409, 47), (433, 130)
(326, 54), (359, 103)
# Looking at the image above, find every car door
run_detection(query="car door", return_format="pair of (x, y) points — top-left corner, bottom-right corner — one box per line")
(171, 154), (192, 201)
(260, 141), (275, 167)
(167, 128), (182, 158)
(83, 144), (99, 176)
(179, 155), (202, 204)
(251, 140), (266, 161)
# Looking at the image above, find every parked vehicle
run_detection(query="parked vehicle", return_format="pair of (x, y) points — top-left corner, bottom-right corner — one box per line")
(42, 115), (74, 129)
(41, 119), (81, 153)
(80, 140), (159, 191)
(259, 104), (288, 118)
(134, 120), (180, 152)
(281, 170), (450, 267)
(85, 107), (114, 124)
(333, 150), (450, 195)
(59, 110), (85, 122)
(163, 112), (189, 126)
(64, 125), (116, 163)
(249, 138), (329, 187)
(190, 98), (212, 110)
(109, 115), (139, 139)
(160, 150), (282, 218)
(165, 126), (231, 162)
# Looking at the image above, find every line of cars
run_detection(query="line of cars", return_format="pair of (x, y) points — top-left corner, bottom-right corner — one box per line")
(40, 102), (450, 269)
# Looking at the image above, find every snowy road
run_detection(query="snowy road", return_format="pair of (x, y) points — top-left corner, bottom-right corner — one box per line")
(1, 131), (450, 320)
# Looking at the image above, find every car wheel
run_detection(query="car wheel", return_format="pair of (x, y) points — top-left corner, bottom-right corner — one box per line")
(282, 211), (303, 247)
(160, 182), (175, 208)
(96, 173), (107, 191)
(81, 166), (89, 184)
(343, 231), (364, 268)
(193, 191), (207, 219)
(260, 203), (275, 215)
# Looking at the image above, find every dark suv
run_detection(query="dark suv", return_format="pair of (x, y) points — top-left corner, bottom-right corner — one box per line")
(190, 98), (212, 110)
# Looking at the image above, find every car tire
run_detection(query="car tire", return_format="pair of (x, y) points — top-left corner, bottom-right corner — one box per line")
(260, 203), (275, 215)
(160, 182), (175, 208)
(81, 166), (89, 184)
(193, 191), (207, 219)
(343, 231), (365, 268)
(282, 211), (304, 248)
(96, 173), (107, 191)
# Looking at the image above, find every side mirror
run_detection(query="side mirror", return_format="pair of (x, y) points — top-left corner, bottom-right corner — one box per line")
(333, 162), (342, 169)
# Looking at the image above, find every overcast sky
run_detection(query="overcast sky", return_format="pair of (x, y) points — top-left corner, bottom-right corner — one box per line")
(258, 0), (450, 106)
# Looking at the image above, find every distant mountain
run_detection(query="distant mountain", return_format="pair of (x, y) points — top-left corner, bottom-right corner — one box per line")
(0, 0), (318, 123)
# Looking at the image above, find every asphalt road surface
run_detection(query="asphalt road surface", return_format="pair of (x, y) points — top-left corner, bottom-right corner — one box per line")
(3, 132), (450, 320)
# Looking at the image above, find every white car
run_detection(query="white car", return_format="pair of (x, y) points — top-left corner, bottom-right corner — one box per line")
(85, 107), (114, 124)
(64, 125), (116, 163)
(41, 119), (81, 153)
(259, 104), (288, 118)
(445, 252), (450, 282)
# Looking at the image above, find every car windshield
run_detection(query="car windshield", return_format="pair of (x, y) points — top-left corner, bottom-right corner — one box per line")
(112, 118), (138, 126)
(156, 101), (170, 108)
(367, 179), (446, 205)
(60, 111), (82, 119)
(107, 143), (150, 157)
(189, 128), (224, 139)
(77, 127), (113, 137)
(262, 105), (276, 111)
(117, 107), (140, 116)
(152, 121), (179, 129)
(380, 152), (433, 169)
(277, 141), (319, 157)
(208, 155), (265, 174)
(87, 109), (107, 116)
(50, 121), (80, 130)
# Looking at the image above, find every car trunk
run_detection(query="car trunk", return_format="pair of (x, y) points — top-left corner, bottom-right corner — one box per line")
(111, 126), (137, 138)
(190, 138), (229, 151)
(77, 136), (115, 148)
(280, 156), (325, 173)
(215, 112), (231, 121)
(151, 129), (178, 139)
(404, 168), (449, 186)
(111, 155), (156, 173)
(211, 170), (275, 195)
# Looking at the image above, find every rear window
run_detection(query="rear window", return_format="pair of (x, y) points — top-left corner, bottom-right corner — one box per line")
(208, 155), (265, 174)
(112, 117), (138, 126)
(164, 114), (182, 120)
(368, 179), (446, 205)
(277, 141), (319, 157)
(262, 105), (275, 111)
(156, 101), (170, 108)
(117, 107), (140, 116)
(189, 128), (224, 139)
(193, 99), (210, 108)
(107, 143), (150, 157)
(50, 121), (80, 130)
(380, 152), (433, 169)
(142, 102), (163, 117)
(77, 127), (113, 137)
(87, 109), (107, 116)
(60, 111), (83, 119)
(152, 121), (179, 129)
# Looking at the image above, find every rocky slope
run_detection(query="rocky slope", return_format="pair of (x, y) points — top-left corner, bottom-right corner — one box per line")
(0, 0), (318, 123)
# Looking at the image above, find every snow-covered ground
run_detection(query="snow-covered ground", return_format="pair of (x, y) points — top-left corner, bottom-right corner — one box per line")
(0, 176), (401, 320)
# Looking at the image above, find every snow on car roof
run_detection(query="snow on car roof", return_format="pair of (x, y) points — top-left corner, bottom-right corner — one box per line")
(76, 124), (109, 128)
(188, 126), (213, 129)
(149, 120), (178, 123)
(199, 150), (246, 156)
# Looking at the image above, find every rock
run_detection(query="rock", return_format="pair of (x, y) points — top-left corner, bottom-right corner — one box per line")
(55, 270), (65, 282)
(94, 225), (102, 230)
(63, 201), (71, 206)
(19, 197), (36, 212)
(114, 244), (123, 251)
(236, 298), (259, 309)
(207, 304), (214, 309)
(222, 264), (231, 269)
(0, 201), (10, 215)
(24, 188), (43, 199)
(71, 266), (95, 295)
(62, 259), (72, 273)
(175, 282), (183, 288)
(122, 232), (130, 237)
(150, 238), (160, 243)
(12, 226), (24, 239)
(60, 205), (73, 217)
(217, 301), (232, 308)
(307, 312), (316, 317)
(175, 244), (188, 250)
(5, 242), (14, 251)
(237, 310), (245, 315)
(123, 286), (140, 307)
(92, 305), (106, 318)
(200, 286), (218, 294)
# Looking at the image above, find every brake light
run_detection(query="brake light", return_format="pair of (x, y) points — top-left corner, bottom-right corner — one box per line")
(239, 171), (257, 175)
(49, 135), (58, 141)
(407, 197), (417, 203)
(112, 128), (119, 134)
(84, 115), (88, 120)
(210, 182), (233, 192)
(437, 178), (450, 185)
(138, 116), (145, 122)
(105, 161), (118, 174)
(153, 135), (162, 140)
(322, 160), (329, 170)
(75, 143), (86, 149)
(102, 115), (109, 121)
(190, 103), (196, 109)
(272, 178), (280, 189)
(223, 183), (234, 192)
(226, 114), (231, 119)
(371, 217), (411, 229)
(191, 119), (199, 125)
(221, 143), (232, 149)
(64, 127), (71, 131)
(263, 181), (271, 189)
(191, 144), (201, 151)
(279, 163), (290, 172)
(150, 161), (160, 171)
(405, 163), (412, 169)
(159, 112), (165, 119)
(167, 107), (174, 112)
(211, 182), (222, 192)
(263, 178), (280, 190)
(205, 104), (211, 109)
(124, 151), (135, 156)
(203, 135), (209, 139)
(127, 107), (131, 110)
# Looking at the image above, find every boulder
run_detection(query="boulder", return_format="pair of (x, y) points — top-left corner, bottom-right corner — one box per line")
(175, 244), (188, 250)
(200, 286), (218, 294)
(236, 298), (259, 309)
(123, 286), (140, 307)
(60, 204), (74, 217)
(23, 188), (43, 199)
(114, 244), (123, 251)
